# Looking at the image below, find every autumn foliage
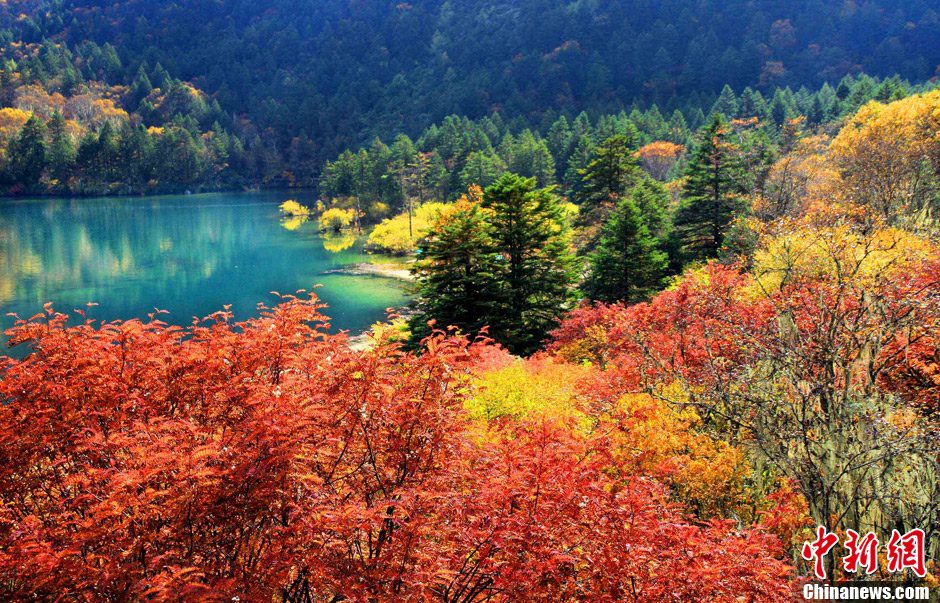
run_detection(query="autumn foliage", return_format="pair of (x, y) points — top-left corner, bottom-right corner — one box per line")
(550, 227), (940, 579)
(4, 83), (940, 601)
(636, 140), (684, 181)
(0, 295), (795, 601)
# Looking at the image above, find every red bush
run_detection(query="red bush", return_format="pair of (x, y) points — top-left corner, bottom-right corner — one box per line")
(0, 294), (793, 602)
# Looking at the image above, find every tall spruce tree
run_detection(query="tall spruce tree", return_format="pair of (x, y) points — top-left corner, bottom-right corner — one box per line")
(413, 175), (578, 355)
(482, 173), (578, 354)
(583, 193), (668, 304)
(46, 112), (75, 187)
(409, 191), (503, 344)
(573, 134), (639, 216)
(674, 114), (748, 263)
(8, 116), (48, 190)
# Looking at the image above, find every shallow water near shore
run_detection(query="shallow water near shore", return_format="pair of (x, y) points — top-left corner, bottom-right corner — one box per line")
(0, 191), (411, 356)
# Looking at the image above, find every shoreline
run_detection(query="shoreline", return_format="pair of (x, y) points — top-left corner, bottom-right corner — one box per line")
(0, 186), (318, 203)
(322, 261), (415, 281)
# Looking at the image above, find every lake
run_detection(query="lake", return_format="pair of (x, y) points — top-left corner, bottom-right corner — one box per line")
(0, 192), (411, 354)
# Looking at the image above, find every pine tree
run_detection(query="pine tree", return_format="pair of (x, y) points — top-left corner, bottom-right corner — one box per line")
(130, 65), (154, 107)
(46, 112), (75, 187)
(674, 114), (748, 263)
(410, 191), (503, 343)
(562, 134), (594, 192)
(96, 121), (120, 182)
(8, 116), (47, 189)
(151, 62), (173, 91)
(739, 87), (770, 122)
(667, 109), (690, 144)
(483, 173), (578, 354)
(583, 193), (668, 304)
(504, 130), (555, 187)
(770, 89), (794, 126)
(711, 84), (739, 118)
(459, 151), (505, 190)
(573, 134), (639, 216)
(545, 115), (572, 175)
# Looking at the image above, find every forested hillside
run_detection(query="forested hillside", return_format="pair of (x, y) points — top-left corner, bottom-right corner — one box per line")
(0, 0), (938, 192)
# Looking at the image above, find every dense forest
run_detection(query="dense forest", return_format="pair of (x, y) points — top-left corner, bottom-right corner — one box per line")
(0, 0), (938, 193)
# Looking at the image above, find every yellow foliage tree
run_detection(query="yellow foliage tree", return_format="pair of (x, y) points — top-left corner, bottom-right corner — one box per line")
(636, 140), (684, 181)
(753, 222), (938, 292)
(318, 207), (356, 233)
(365, 202), (448, 255)
(830, 90), (940, 228)
(0, 107), (31, 140)
(758, 134), (841, 221)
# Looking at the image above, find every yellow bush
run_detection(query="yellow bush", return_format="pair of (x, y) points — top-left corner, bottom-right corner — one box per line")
(279, 200), (311, 217)
(606, 388), (750, 519)
(466, 357), (592, 423)
(365, 202), (447, 255)
(318, 207), (355, 232)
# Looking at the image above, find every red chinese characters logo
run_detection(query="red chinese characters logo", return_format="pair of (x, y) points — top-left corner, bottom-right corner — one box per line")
(802, 526), (840, 580)
(802, 527), (927, 580)
(842, 530), (879, 575)
(886, 528), (927, 578)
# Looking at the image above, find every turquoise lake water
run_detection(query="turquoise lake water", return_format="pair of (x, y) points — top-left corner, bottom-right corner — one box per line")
(0, 192), (410, 354)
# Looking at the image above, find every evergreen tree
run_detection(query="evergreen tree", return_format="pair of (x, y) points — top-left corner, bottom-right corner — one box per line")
(573, 134), (639, 216)
(151, 62), (173, 90)
(769, 89), (795, 126)
(130, 64), (154, 107)
(410, 194), (503, 343)
(666, 110), (690, 144)
(46, 112), (75, 187)
(545, 115), (572, 176)
(120, 125), (155, 190)
(562, 134), (594, 192)
(8, 116), (47, 189)
(459, 151), (505, 191)
(674, 114), (748, 262)
(483, 174), (578, 354)
(874, 75), (905, 102)
(739, 87), (771, 123)
(583, 194), (668, 304)
(503, 130), (555, 187)
(835, 77), (852, 101)
(96, 122), (120, 182)
(711, 84), (739, 118)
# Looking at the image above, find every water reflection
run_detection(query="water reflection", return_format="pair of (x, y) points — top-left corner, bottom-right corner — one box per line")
(0, 192), (409, 353)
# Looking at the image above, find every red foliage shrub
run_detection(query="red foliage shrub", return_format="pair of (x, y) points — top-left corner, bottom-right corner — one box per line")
(0, 294), (794, 601)
(551, 264), (776, 389)
(876, 260), (940, 417)
(552, 260), (940, 408)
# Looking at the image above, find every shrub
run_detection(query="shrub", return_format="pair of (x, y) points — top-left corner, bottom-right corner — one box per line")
(365, 202), (447, 254)
(317, 207), (355, 232)
(0, 296), (794, 601)
(279, 199), (311, 217)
